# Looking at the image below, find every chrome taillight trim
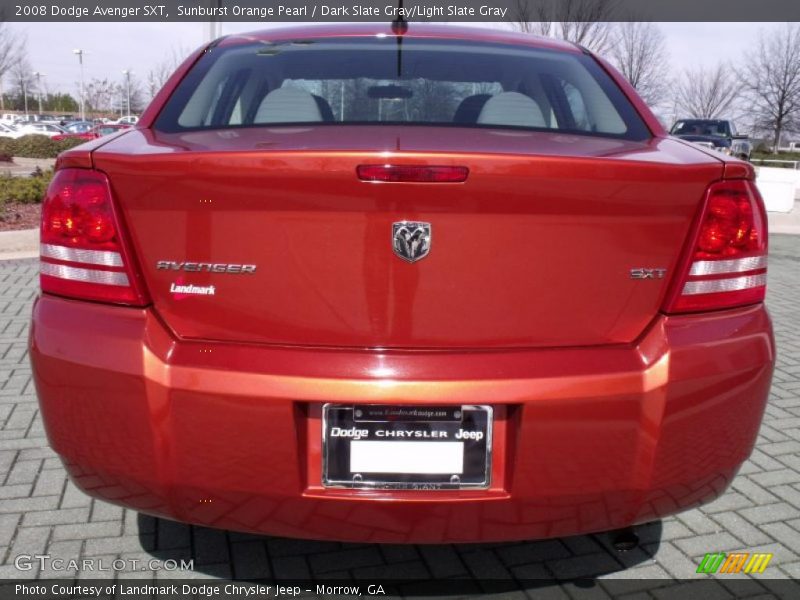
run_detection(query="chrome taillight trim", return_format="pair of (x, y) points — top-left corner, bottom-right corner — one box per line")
(40, 243), (124, 267)
(682, 273), (767, 296)
(40, 262), (129, 286)
(689, 256), (767, 276)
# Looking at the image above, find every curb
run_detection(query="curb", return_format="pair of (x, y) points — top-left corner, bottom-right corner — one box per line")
(770, 225), (800, 235)
(768, 201), (800, 235)
(0, 228), (38, 261)
(0, 156), (57, 177)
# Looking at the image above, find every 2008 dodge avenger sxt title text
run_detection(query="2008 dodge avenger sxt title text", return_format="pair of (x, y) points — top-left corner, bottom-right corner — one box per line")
(29, 24), (775, 543)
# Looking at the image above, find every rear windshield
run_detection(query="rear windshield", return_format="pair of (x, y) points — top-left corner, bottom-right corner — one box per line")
(156, 37), (650, 141)
(671, 120), (731, 137)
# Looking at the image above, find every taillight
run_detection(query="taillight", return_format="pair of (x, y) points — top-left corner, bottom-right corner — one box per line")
(39, 169), (148, 306)
(357, 165), (469, 183)
(666, 179), (767, 313)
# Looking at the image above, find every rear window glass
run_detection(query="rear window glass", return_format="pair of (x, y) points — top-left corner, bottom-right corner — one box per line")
(156, 37), (650, 141)
(671, 120), (731, 137)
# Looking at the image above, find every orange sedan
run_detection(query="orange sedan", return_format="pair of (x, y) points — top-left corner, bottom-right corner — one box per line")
(30, 24), (774, 543)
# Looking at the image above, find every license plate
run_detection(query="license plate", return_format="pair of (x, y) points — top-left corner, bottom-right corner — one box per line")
(322, 405), (492, 490)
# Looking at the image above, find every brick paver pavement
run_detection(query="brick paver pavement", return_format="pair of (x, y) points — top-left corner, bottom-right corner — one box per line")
(1, 234), (799, 595)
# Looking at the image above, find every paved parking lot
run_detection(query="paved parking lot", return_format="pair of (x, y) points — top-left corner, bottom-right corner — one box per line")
(1, 235), (800, 595)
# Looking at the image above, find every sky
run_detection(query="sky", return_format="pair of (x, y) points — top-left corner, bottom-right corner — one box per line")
(4, 21), (781, 100)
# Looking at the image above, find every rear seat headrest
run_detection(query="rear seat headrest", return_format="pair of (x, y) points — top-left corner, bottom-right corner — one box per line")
(477, 92), (546, 128)
(254, 87), (323, 124)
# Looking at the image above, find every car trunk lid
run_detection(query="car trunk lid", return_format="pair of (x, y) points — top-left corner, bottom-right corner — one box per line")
(92, 126), (723, 349)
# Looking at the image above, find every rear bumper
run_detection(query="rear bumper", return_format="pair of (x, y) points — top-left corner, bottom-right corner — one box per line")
(30, 295), (774, 543)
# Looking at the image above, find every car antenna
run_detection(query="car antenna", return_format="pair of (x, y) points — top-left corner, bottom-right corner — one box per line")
(391, 0), (407, 77)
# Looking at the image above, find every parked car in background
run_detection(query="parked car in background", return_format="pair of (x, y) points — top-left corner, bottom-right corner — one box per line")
(14, 122), (67, 138)
(115, 115), (139, 125)
(53, 115), (76, 126)
(62, 121), (95, 134)
(52, 123), (131, 141)
(670, 119), (752, 160)
(0, 122), (22, 139)
(12, 114), (38, 124)
(31, 24), (774, 544)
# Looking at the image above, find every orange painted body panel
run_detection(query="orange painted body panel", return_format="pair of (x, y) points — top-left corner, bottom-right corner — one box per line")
(92, 128), (723, 349)
(31, 295), (773, 542)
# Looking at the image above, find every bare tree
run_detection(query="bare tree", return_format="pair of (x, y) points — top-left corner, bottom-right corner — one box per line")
(84, 78), (116, 113)
(675, 63), (739, 120)
(512, 0), (549, 35)
(512, 0), (617, 54)
(146, 46), (190, 101)
(609, 22), (669, 108)
(0, 24), (25, 110)
(122, 71), (146, 113)
(111, 82), (125, 117)
(738, 24), (800, 152)
(146, 64), (171, 101)
(10, 56), (35, 113)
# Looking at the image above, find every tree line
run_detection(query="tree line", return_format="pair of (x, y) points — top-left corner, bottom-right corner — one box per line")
(513, 0), (800, 151)
(0, 22), (186, 117)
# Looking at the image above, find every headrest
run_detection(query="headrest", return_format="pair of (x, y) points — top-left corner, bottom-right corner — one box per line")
(477, 92), (546, 128)
(254, 87), (323, 124)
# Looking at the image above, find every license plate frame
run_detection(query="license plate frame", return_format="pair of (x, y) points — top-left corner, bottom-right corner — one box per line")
(322, 404), (492, 490)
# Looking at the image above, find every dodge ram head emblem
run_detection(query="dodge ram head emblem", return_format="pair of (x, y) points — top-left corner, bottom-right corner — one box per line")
(392, 222), (431, 263)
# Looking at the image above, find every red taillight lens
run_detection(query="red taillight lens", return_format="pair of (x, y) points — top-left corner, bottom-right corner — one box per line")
(39, 169), (148, 306)
(666, 179), (767, 313)
(357, 164), (469, 183)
